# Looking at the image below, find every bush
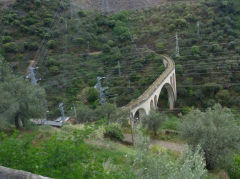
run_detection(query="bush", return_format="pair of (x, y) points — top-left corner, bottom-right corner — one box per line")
(175, 18), (188, 29)
(228, 154), (240, 179)
(102, 44), (111, 53)
(87, 87), (98, 103)
(0, 129), (119, 178)
(24, 42), (39, 51)
(47, 40), (57, 49)
(74, 37), (84, 46)
(78, 10), (86, 17)
(44, 18), (54, 27)
(104, 124), (124, 141)
(1, 36), (12, 43)
(191, 45), (200, 55)
(3, 42), (17, 53)
(133, 132), (207, 179)
(161, 116), (179, 130)
(74, 104), (95, 123)
(155, 42), (165, 53)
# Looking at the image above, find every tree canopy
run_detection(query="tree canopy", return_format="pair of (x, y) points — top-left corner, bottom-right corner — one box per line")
(179, 104), (240, 170)
(0, 56), (46, 128)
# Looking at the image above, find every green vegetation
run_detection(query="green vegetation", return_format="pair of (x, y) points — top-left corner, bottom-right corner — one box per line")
(1, 0), (240, 178)
(132, 131), (207, 179)
(5, 0), (240, 117)
(179, 104), (240, 170)
(142, 110), (166, 136)
(0, 128), (133, 178)
(104, 123), (124, 141)
(0, 56), (46, 129)
(228, 154), (240, 179)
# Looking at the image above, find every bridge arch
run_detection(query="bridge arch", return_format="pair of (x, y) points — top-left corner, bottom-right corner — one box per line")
(150, 100), (154, 109)
(133, 108), (147, 121)
(156, 82), (175, 110)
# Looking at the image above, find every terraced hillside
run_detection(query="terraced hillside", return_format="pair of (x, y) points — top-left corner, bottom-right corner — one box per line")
(1, 0), (240, 118)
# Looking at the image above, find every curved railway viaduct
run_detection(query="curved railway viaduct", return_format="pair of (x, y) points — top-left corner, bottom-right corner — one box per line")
(124, 55), (177, 119)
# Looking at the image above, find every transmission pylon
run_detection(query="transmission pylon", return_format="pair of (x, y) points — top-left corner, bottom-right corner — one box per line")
(197, 21), (200, 38)
(118, 60), (121, 77)
(59, 103), (66, 122)
(27, 67), (41, 85)
(94, 76), (107, 104)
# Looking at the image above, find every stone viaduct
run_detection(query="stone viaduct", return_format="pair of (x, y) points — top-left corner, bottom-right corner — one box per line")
(124, 55), (177, 119)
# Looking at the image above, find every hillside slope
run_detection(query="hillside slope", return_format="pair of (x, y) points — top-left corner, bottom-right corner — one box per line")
(1, 0), (240, 117)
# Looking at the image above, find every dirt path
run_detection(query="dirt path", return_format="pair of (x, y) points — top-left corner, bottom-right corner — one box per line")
(124, 134), (184, 153)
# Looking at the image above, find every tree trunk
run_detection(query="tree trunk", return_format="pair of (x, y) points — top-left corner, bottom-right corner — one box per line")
(15, 113), (20, 129)
(107, 113), (110, 124)
(154, 129), (157, 136)
(22, 119), (25, 127)
(205, 152), (214, 170)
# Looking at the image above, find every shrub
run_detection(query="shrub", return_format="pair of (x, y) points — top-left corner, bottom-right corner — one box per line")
(175, 18), (188, 28)
(74, 104), (95, 123)
(102, 44), (111, 53)
(78, 10), (87, 17)
(191, 45), (200, 55)
(0, 130), (115, 178)
(216, 89), (231, 105)
(1, 36), (12, 43)
(155, 42), (165, 53)
(104, 124), (124, 141)
(74, 37), (84, 46)
(44, 18), (54, 27)
(47, 40), (57, 49)
(24, 42), (39, 51)
(87, 87), (98, 103)
(228, 154), (240, 179)
(3, 42), (17, 53)
(132, 132), (207, 179)
(161, 116), (179, 130)
(107, 40), (114, 47)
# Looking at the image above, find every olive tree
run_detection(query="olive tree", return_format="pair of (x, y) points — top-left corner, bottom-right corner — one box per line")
(0, 57), (46, 128)
(73, 104), (95, 123)
(133, 131), (207, 179)
(142, 110), (166, 136)
(95, 103), (129, 125)
(179, 104), (240, 170)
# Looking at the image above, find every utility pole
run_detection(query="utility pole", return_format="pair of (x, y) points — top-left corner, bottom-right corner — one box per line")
(87, 41), (90, 55)
(70, 0), (73, 19)
(73, 103), (77, 119)
(27, 67), (41, 85)
(94, 76), (107, 104)
(118, 60), (121, 77)
(64, 17), (68, 52)
(197, 21), (200, 38)
(59, 103), (66, 122)
(176, 32), (180, 57)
